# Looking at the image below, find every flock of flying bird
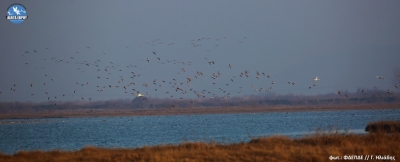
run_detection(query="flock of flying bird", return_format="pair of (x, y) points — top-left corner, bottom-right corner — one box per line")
(1, 36), (399, 104)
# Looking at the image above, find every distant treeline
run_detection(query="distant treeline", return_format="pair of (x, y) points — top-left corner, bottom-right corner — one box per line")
(0, 89), (398, 114)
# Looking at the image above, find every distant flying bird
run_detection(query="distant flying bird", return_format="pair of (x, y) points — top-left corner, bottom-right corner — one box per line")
(313, 76), (320, 81)
(376, 76), (385, 79)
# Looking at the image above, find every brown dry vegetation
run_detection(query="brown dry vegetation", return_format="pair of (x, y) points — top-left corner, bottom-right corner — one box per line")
(1, 130), (399, 162)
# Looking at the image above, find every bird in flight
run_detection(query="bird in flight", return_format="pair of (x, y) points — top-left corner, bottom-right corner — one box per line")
(313, 76), (320, 81)
(376, 76), (385, 79)
(12, 6), (25, 15)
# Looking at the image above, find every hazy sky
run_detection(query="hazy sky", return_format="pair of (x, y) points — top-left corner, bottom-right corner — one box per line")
(1, 1), (400, 102)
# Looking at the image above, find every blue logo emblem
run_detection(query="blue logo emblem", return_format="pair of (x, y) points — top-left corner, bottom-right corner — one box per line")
(6, 3), (28, 24)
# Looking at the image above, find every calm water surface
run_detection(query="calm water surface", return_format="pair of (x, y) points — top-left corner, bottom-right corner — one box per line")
(0, 109), (399, 154)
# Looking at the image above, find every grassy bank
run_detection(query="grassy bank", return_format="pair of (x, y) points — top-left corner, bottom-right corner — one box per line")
(1, 127), (399, 162)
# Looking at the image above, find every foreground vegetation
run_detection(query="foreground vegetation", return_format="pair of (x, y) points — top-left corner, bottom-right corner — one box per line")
(1, 123), (399, 162)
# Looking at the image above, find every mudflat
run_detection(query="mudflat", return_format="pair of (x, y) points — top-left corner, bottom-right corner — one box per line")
(1, 103), (399, 119)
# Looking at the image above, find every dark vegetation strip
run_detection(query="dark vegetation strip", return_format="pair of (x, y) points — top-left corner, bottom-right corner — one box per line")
(365, 120), (400, 133)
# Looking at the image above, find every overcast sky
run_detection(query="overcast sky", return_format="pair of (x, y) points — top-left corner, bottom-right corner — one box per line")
(1, 1), (400, 102)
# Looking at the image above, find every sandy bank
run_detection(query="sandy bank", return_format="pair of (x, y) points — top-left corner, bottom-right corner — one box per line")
(1, 103), (399, 119)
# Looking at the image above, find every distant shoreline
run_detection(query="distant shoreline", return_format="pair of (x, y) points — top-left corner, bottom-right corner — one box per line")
(1, 103), (399, 119)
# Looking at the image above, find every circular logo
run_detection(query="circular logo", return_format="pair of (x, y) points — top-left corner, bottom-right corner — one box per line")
(6, 3), (28, 24)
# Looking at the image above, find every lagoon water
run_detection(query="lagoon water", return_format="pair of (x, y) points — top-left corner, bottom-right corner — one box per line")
(0, 109), (399, 154)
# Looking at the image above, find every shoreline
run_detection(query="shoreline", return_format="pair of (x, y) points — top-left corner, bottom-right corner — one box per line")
(1, 130), (399, 161)
(1, 103), (399, 119)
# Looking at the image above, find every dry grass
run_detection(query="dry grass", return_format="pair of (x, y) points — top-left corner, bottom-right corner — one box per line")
(1, 131), (399, 162)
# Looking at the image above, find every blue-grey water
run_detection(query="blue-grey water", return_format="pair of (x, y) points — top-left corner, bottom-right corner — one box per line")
(0, 109), (399, 155)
